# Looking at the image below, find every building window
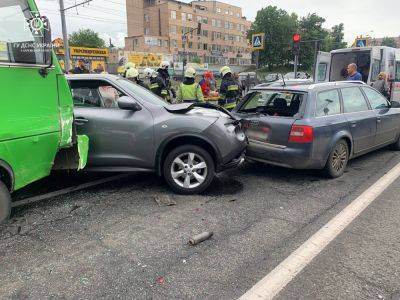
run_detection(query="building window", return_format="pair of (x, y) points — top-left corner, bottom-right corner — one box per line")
(171, 40), (177, 48)
(225, 10), (229, 15)
(197, 43), (202, 50)
(217, 20), (222, 28)
(188, 41), (193, 49)
(229, 22), (234, 29)
(229, 10), (233, 16)
(182, 12), (186, 21)
(224, 21), (229, 29)
(203, 43), (208, 50)
(202, 30), (208, 37)
(197, 15), (202, 22)
(187, 13), (193, 21)
(202, 17), (208, 24)
(170, 25), (177, 34)
(171, 10), (176, 19)
(236, 12), (240, 18)
(216, 7), (221, 13)
(237, 23), (241, 31)
(144, 14), (149, 22)
(145, 27), (150, 35)
(211, 19), (216, 27)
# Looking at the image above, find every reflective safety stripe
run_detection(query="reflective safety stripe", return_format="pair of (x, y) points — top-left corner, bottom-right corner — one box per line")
(150, 83), (159, 89)
(227, 85), (239, 91)
(161, 89), (168, 95)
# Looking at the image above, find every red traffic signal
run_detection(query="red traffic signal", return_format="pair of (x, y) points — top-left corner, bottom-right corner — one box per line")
(292, 33), (301, 43)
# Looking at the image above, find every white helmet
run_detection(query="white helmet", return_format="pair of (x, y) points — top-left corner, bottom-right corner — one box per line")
(125, 62), (135, 69)
(143, 67), (154, 78)
(160, 61), (170, 69)
(185, 67), (196, 78)
(151, 71), (159, 78)
(125, 67), (139, 79)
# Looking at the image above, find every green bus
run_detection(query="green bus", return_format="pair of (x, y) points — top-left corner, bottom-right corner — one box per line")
(0, 0), (88, 223)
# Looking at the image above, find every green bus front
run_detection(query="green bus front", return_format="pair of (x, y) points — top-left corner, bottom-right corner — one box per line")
(0, 0), (88, 223)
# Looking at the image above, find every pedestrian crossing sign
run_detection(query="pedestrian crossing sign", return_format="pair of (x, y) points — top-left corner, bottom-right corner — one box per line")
(252, 33), (265, 50)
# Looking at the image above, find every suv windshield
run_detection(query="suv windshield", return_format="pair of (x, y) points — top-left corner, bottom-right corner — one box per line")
(238, 90), (305, 117)
(117, 78), (168, 107)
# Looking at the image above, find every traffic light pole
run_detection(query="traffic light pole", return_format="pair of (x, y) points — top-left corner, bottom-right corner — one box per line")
(59, 0), (71, 71)
(294, 54), (298, 79)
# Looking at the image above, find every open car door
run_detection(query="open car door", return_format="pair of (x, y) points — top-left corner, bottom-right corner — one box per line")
(314, 51), (331, 83)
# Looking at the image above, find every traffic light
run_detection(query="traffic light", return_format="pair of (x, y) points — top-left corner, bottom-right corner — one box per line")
(293, 33), (301, 55)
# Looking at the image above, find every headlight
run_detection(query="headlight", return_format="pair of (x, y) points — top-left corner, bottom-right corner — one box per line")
(187, 107), (230, 119)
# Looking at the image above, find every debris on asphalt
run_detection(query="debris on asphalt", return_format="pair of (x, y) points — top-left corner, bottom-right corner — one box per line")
(228, 198), (237, 202)
(154, 194), (176, 207)
(189, 231), (213, 246)
(156, 277), (165, 285)
(69, 204), (81, 213)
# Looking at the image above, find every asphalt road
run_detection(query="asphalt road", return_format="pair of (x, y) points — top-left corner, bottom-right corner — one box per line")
(1, 147), (400, 299)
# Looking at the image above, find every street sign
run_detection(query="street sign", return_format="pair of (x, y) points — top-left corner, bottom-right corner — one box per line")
(356, 38), (367, 47)
(251, 33), (265, 50)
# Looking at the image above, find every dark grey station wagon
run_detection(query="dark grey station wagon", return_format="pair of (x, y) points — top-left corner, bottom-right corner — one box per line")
(234, 82), (400, 177)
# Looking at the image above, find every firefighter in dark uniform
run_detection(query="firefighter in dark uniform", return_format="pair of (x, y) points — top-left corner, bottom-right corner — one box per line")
(156, 61), (176, 102)
(218, 66), (240, 110)
(149, 70), (168, 99)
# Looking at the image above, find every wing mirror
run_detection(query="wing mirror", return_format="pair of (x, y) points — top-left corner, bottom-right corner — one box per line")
(390, 100), (400, 108)
(118, 96), (142, 111)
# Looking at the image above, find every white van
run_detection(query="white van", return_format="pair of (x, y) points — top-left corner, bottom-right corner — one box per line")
(315, 46), (400, 101)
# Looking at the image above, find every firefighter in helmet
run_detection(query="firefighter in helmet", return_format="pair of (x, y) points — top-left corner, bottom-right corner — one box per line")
(219, 66), (240, 110)
(125, 67), (149, 89)
(149, 70), (168, 100)
(176, 67), (204, 103)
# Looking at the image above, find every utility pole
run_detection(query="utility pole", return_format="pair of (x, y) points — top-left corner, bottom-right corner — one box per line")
(292, 33), (301, 79)
(59, 0), (71, 71)
(59, 0), (93, 72)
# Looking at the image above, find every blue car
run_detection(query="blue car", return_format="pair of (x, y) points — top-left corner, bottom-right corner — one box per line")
(234, 82), (400, 177)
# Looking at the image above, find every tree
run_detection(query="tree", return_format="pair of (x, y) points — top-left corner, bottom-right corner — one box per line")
(381, 37), (397, 48)
(248, 6), (298, 70)
(327, 23), (347, 50)
(69, 29), (106, 48)
(298, 13), (329, 70)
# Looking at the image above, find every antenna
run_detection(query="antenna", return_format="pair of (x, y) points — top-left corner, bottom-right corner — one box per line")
(281, 73), (286, 86)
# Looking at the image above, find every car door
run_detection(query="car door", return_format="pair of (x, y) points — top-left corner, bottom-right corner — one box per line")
(341, 87), (377, 154)
(362, 86), (398, 145)
(314, 51), (331, 83)
(71, 79), (154, 169)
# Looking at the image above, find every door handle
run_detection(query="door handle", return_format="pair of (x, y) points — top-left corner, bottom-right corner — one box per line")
(377, 117), (381, 123)
(350, 121), (357, 127)
(75, 117), (88, 125)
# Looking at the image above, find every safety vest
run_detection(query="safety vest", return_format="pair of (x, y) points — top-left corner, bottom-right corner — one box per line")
(179, 83), (203, 102)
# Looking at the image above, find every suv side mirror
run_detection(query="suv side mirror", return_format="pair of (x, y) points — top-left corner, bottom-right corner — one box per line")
(118, 96), (142, 111)
(390, 100), (400, 108)
(40, 16), (52, 67)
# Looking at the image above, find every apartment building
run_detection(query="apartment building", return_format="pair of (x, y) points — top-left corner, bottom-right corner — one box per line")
(125, 0), (252, 66)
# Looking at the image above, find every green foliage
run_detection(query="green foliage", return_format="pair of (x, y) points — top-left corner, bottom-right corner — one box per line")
(190, 56), (202, 64)
(248, 6), (298, 70)
(69, 29), (106, 48)
(381, 37), (397, 48)
(249, 7), (347, 71)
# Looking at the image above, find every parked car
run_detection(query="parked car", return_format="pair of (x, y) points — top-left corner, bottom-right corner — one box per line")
(284, 72), (311, 80)
(265, 73), (282, 83)
(233, 81), (400, 178)
(67, 74), (246, 194)
(255, 78), (313, 89)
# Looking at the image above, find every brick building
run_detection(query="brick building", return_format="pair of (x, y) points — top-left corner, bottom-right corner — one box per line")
(125, 0), (252, 66)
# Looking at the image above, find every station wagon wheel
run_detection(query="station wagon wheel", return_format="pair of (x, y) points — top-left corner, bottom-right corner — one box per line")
(163, 145), (215, 194)
(324, 140), (349, 178)
(0, 181), (11, 224)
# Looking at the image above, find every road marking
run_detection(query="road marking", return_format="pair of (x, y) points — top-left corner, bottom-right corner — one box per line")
(240, 161), (400, 300)
(12, 174), (131, 208)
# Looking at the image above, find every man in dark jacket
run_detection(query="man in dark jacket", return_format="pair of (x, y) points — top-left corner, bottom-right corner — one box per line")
(219, 66), (240, 110)
(149, 71), (168, 100)
(71, 59), (89, 74)
(156, 61), (176, 102)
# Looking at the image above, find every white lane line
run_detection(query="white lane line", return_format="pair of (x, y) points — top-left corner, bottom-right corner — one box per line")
(240, 161), (400, 300)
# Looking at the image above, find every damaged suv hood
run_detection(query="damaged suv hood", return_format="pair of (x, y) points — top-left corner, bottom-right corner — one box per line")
(165, 102), (236, 120)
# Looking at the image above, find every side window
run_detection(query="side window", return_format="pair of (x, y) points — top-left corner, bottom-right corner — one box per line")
(317, 63), (327, 82)
(71, 87), (102, 107)
(70, 80), (122, 108)
(396, 61), (400, 82)
(241, 92), (263, 110)
(316, 89), (341, 117)
(0, 0), (47, 64)
(341, 87), (369, 113)
(362, 87), (390, 109)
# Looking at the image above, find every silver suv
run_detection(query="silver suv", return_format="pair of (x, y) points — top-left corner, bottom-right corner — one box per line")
(67, 74), (247, 194)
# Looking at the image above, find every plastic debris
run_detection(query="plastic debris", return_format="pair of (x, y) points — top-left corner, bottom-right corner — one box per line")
(189, 231), (213, 246)
(154, 195), (176, 207)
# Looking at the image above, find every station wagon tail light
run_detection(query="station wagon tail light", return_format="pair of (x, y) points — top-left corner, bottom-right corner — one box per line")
(289, 125), (314, 143)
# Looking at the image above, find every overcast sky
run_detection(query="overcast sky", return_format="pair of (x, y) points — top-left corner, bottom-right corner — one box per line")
(37, 0), (399, 47)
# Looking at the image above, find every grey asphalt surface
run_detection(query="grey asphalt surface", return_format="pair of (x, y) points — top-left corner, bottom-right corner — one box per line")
(1, 147), (400, 299)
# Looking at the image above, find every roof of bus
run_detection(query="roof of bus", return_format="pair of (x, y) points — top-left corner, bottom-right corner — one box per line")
(330, 46), (396, 54)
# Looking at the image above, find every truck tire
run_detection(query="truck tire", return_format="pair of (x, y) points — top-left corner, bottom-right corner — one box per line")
(163, 145), (215, 194)
(0, 181), (11, 224)
(323, 140), (349, 178)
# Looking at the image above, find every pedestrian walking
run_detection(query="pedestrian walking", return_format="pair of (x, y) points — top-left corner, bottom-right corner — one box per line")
(176, 67), (204, 103)
(372, 72), (390, 99)
(346, 63), (362, 81)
